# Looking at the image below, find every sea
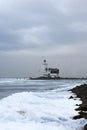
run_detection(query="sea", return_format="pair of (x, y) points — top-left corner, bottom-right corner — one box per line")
(0, 78), (87, 130)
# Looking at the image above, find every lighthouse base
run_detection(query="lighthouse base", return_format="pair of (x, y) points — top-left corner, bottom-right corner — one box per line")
(30, 76), (60, 80)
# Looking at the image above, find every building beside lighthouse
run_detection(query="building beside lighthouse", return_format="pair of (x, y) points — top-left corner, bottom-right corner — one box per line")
(30, 59), (60, 80)
(42, 59), (59, 78)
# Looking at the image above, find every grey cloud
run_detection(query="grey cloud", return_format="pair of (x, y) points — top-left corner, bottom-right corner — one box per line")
(1, 0), (87, 78)
(0, 0), (87, 51)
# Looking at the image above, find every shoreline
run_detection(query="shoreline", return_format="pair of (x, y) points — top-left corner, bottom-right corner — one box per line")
(70, 84), (87, 130)
(30, 76), (87, 80)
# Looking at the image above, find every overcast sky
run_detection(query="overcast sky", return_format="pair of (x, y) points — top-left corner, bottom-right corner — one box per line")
(0, 0), (87, 78)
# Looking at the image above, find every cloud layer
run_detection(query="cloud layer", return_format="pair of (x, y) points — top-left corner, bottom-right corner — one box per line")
(0, 0), (87, 77)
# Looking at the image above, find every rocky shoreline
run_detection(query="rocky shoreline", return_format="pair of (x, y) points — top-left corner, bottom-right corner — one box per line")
(70, 84), (87, 130)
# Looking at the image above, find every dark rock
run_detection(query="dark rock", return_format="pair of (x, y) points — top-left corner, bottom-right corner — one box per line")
(76, 104), (79, 106)
(70, 84), (87, 129)
(70, 84), (87, 98)
(73, 115), (82, 119)
(69, 96), (73, 99)
(79, 104), (87, 111)
(84, 124), (87, 130)
(70, 84), (87, 119)
(73, 111), (87, 119)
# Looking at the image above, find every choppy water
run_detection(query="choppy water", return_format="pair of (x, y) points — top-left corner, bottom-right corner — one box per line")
(0, 78), (87, 130)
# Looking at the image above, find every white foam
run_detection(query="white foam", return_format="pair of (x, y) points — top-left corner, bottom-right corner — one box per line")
(0, 90), (85, 130)
(0, 79), (87, 130)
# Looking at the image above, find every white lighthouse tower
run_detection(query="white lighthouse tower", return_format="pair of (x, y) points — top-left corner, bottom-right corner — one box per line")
(42, 59), (48, 77)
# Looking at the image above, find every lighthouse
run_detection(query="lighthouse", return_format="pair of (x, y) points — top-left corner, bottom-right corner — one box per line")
(30, 59), (60, 79)
(42, 59), (48, 77)
(42, 59), (59, 78)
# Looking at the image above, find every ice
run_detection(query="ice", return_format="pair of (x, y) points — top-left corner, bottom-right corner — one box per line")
(0, 91), (85, 130)
(0, 79), (87, 130)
